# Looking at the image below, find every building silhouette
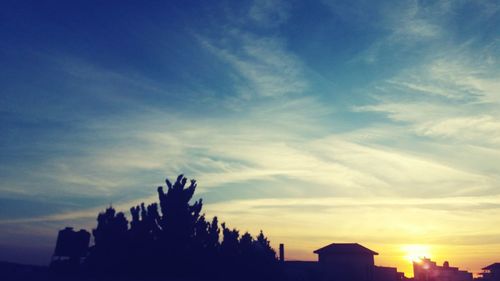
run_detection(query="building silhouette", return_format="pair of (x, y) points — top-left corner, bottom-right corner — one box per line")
(284, 242), (405, 281)
(314, 243), (378, 281)
(478, 263), (500, 281)
(413, 258), (472, 281)
(49, 227), (90, 274)
(374, 266), (405, 281)
(52, 227), (90, 259)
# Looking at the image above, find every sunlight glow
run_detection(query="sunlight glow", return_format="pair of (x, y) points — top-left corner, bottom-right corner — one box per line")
(402, 244), (431, 263)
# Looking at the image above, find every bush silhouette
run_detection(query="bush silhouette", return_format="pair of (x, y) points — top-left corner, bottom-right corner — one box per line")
(53, 174), (281, 281)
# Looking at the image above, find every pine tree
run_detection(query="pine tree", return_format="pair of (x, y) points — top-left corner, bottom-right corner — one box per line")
(76, 175), (281, 280)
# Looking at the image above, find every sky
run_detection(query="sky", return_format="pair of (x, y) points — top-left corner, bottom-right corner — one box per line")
(0, 0), (499, 277)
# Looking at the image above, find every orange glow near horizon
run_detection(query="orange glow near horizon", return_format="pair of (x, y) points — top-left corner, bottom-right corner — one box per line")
(204, 199), (500, 279)
(269, 241), (497, 278)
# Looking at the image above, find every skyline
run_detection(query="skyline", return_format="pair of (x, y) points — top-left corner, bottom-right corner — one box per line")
(1, 0), (499, 277)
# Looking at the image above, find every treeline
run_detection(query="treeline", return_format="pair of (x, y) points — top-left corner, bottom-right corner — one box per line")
(51, 175), (281, 281)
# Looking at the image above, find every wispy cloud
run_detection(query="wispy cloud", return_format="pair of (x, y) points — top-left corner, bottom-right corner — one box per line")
(355, 45), (500, 146)
(248, 0), (291, 27)
(348, 0), (498, 64)
(386, 0), (444, 40)
(198, 32), (308, 100)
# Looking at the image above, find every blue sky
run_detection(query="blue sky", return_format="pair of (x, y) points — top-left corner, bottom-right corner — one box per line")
(0, 0), (499, 275)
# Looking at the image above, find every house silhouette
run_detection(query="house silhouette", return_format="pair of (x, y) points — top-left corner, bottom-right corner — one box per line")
(314, 243), (378, 281)
(283, 242), (405, 281)
(478, 263), (500, 281)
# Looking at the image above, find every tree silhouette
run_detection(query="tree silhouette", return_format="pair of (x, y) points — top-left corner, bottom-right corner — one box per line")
(54, 174), (281, 281)
(86, 207), (129, 278)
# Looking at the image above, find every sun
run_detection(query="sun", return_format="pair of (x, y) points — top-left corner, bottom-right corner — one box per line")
(402, 244), (431, 263)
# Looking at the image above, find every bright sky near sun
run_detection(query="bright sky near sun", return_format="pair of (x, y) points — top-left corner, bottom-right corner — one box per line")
(0, 0), (499, 277)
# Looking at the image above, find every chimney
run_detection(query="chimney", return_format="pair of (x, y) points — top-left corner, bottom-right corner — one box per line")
(279, 243), (285, 263)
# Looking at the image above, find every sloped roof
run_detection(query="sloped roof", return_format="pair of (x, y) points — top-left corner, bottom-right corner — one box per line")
(483, 263), (500, 270)
(313, 243), (378, 255)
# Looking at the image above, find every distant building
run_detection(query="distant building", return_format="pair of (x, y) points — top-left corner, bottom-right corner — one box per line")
(314, 243), (378, 281)
(284, 242), (405, 281)
(374, 265), (405, 281)
(479, 263), (500, 281)
(413, 258), (472, 281)
(284, 261), (322, 281)
(52, 227), (90, 259)
(50, 227), (90, 273)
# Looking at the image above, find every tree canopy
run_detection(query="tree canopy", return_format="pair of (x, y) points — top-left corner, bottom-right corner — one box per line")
(51, 175), (281, 281)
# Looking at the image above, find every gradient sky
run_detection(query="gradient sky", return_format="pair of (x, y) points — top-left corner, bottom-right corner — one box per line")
(0, 0), (499, 277)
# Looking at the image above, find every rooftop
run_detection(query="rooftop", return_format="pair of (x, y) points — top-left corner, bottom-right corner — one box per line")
(483, 263), (500, 270)
(313, 243), (379, 256)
